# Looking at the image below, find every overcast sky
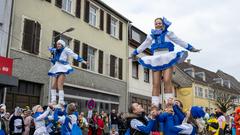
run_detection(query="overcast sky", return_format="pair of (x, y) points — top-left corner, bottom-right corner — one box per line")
(102, 0), (240, 81)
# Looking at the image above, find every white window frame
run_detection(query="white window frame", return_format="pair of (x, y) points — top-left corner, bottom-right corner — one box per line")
(87, 47), (96, 72)
(208, 89), (214, 99)
(89, 4), (98, 27)
(110, 17), (118, 38)
(144, 68), (150, 83)
(62, 0), (73, 13)
(132, 30), (141, 43)
(195, 86), (203, 98)
(132, 61), (138, 79)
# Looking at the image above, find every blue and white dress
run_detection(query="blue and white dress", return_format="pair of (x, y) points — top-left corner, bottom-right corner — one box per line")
(48, 47), (84, 77)
(132, 19), (195, 71)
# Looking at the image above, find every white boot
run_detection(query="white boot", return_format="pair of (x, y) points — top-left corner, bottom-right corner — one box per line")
(58, 90), (65, 105)
(51, 89), (57, 104)
(164, 93), (174, 104)
(152, 96), (160, 107)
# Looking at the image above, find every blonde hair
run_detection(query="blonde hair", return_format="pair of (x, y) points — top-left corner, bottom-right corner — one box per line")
(154, 18), (165, 30)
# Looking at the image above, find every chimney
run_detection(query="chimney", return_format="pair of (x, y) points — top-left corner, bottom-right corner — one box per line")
(187, 59), (191, 64)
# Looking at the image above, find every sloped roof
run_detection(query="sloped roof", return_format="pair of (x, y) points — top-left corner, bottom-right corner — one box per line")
(172, 66), (193, 88)
(216, 70), (240, 91)
(177, 62), (240, 94)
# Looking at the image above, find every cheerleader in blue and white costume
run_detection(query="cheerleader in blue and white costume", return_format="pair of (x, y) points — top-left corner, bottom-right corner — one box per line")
(131, 17), (201, 107)
(48, 40), (87, 105)
(54, 103), (82, 135)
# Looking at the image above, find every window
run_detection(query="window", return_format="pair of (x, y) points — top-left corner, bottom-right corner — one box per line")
(197, 87), (203, 97)
(22, 18), (41, 55)
(132, 61), (138, 79)
(73, 40), (80, 66)
(89, 5), (97, 27)
(62, 0), (73, 13)
(205, 89), (208, 98)
(195, 86), (203, 97)
(52, 31), (71, 47)
(110, 17), (118, 37)
(132, 30), (141, 43)
(208, 89), (214, 99)
(144, 68), (149, 82)
(184, 68), (194, 77)
(87, 47), (96, 71)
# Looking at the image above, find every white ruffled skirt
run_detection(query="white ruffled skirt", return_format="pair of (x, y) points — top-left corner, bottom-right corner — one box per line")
(138, 50), (188, 71)
(48, 62), (73, 77)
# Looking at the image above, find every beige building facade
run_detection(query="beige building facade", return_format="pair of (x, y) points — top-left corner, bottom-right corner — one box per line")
(5, 0), (130, 112)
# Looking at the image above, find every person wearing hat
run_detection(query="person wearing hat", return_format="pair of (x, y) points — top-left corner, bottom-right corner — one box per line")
(32, 104), (53, 135)
(9, 107), (25, 135)
(130, 17), (201, 108)
(48, 40), (88, 105)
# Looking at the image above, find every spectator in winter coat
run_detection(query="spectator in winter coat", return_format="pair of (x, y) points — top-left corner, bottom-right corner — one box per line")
(9, 107), (25, 135)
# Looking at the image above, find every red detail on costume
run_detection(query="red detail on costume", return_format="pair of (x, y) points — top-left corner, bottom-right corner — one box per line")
(235, 107), (240, 135)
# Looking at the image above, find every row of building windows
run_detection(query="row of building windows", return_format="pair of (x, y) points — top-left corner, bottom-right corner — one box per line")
(44, 0), (123, 40)
(22, 18), (123, 80)
(195, 86), (216, 100)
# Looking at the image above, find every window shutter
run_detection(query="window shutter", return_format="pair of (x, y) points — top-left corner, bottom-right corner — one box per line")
(119, 21), (123, 40)
(110, 55), (116, 77)
(98, 50), (103, 74)
(118, 58), (123, 80)
(75, 0), (81, 18)
(73, 40), (80, 66)
(22, 19), (35, 53)
(100, 9), (104, 31)
(84, 0), (89, 23)
(106, 13), (111, 34)
(55, 0), (62, 8)
(33, 22), (41, 54)
(45, 0), (51, 3)
(82, 43), (88, 69)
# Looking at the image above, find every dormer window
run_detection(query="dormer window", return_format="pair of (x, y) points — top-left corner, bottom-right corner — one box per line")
(223, 80), (231, 88)
(195, 72), (206, 81)
(213, 78), (224, 86)
(184, 68), (195, 78)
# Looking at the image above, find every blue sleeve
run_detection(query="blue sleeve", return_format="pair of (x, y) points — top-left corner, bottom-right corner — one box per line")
(132, 49), (139, 55)
(76, 56), (84, 62)
(157, 113), (168, 132)
(48, 47), (56, 53)
(173, 105), (185, 124)
(185, 44), (193, 51)
(124, 128), (130, 135)
(136, 119), (155, 134)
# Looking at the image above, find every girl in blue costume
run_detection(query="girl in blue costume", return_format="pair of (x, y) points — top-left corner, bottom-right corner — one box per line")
(131, 17), (201, 107)
(158, 106), (205, 135)
(48, 40), (88, 105)
(32, 104), (54, 135)
(54, 103), (82, 135)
